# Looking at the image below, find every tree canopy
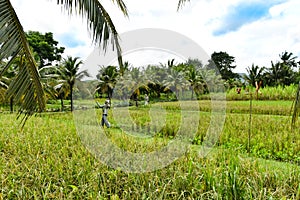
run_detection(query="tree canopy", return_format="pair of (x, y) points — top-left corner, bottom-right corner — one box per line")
(26, 31), (65, 68)
(207, 51), (239, 81)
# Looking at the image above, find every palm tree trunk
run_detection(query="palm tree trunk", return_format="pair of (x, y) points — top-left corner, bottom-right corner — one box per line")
(60, 96), (64, 111)
(135, 94), (138, 107)
(191, 87), (194, 99)
(70, 86), (73, 112)
(10, 97), (13, 113)
(108, 87), (113, 99)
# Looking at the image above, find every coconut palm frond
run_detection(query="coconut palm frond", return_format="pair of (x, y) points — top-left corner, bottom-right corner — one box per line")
(110, 0), (129, 17)
(54, 83), (64, 90)
(292, 81), (300, 127)
(0, 0), (45, 121)
(57, 0), (128, 66)
(76, 70), (90, 80)
(177, 0), (190, 11)
(0, 80), (8, 89)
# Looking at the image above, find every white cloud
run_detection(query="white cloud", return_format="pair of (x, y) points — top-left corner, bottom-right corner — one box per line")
(10, 0), (300, 73)
(223, 0), (300, 68)
(11, 0), (92, 58)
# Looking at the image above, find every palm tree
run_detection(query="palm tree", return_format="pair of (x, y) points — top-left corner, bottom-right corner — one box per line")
(125, 67), (150, 106)
(54, 80), (69, 111)
(264, 61), (282, 86)
(38, 65), (59, 101)
(279, 52), (298, 86)
(184, 65), (203, 99)
(144, 65), (167, 98)
(244, 64), (265, 87)
(119, 61), (130, 77)
(280, 51), (298, 68)
(0, 0), (128, 119)
(200, 66), (224, 93)
(243, 64), (264, 99)
(96, 65), (119, 99)
(56, 56), (90, 111)
(163, 67), (188, 99)
(265, 60), (296, 86)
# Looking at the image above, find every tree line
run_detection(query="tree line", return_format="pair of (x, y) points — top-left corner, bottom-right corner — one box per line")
(1, 31), (300, 111)
(95, 51), (300, 100)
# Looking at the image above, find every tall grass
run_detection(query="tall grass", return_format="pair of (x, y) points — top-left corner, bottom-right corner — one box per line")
(136, 102), (300, 164)
(155, 100), (293, 116)
(0, 102), (299, 199)
(226, 84), (297, 101)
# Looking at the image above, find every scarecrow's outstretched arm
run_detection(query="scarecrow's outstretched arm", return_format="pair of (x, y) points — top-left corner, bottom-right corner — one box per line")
(96, 101), (103, 108)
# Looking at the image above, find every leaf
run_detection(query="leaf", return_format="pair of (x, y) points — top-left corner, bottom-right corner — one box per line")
(177, 0), (190, 11)
(56, 0), (128, 66)
(0, 0), (45, 124)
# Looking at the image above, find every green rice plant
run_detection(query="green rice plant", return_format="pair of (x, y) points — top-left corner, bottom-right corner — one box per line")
(1, 102), (300, 199)
(157, 100), (293, 116)
(226, 85), (297, 101)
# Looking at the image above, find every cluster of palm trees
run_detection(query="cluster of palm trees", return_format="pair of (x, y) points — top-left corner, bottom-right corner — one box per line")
(243, 53), (300, 124)
(244, 52), (300, 88)
(94, 54), (300, 125)
(0, 56), (89, 112)
(95, 59), (224, 104)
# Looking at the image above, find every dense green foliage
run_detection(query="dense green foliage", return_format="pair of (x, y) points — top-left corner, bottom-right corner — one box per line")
(207, 51), (239, 81)
(26, 31), (65, 68)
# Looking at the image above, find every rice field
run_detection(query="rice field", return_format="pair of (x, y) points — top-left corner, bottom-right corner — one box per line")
(0, 100), (299, 199)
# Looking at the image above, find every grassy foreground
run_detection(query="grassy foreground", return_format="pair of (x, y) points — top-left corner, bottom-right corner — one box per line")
(0, 101), (300, 199)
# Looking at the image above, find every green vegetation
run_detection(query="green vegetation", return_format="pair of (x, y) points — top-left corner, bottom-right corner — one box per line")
(25, 31), (65, 69)
(225, 84), (298, 101)
(1, 100), (299, 199)
(0, 0), (128, 119)
(1, 2), (300, 199)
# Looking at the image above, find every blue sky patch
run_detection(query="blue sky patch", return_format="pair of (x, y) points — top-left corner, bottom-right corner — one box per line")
(213, 1), (286, 36)
(58, 32), (86, 48)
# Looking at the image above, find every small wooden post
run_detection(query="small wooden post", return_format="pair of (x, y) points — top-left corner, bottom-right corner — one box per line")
(248, 92), (253, 155)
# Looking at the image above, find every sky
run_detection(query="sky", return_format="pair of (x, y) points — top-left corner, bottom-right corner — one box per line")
(10, 0), (300, 73)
